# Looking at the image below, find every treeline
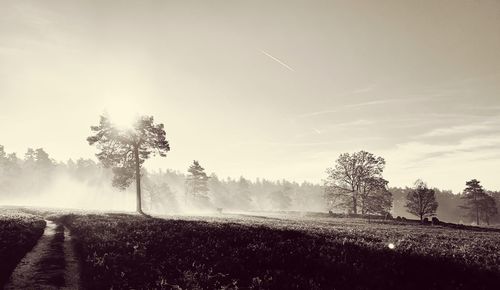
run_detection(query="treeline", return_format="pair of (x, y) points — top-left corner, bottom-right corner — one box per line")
(0, 145), (324, 213)
(324, 150), (500, 225)
(391, 184), (500, 225)
(1, 145), (499, 225)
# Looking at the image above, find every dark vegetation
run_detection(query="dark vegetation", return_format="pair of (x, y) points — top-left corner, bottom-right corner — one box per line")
(405, 180), (438, 222)
(0, 209), (45, 287)
(324, 151), (392, 216)
(57, 213), (500, 290)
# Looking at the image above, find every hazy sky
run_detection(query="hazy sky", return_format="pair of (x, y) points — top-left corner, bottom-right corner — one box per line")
(1, 0), (500, 192)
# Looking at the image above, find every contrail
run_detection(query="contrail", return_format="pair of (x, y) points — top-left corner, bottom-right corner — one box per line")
(259, 49), (295, 72)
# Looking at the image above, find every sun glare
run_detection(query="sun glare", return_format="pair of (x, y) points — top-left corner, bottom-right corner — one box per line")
(106, 106), (139, 130)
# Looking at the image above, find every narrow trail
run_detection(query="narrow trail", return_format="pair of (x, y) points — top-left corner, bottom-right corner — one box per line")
(5, 220), (82, 289)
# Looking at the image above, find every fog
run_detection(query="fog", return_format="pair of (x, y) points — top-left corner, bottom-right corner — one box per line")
(5, 173), (135, 212)
(2, 145), (500, 225)
(0, 146), (325, 215)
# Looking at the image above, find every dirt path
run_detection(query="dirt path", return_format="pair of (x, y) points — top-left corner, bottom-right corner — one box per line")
(5, 220), (82, 289)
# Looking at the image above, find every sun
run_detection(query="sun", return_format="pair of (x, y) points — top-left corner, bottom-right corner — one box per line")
(104, 106), (139, 130)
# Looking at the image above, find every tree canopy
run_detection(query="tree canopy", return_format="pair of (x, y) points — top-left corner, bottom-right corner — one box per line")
(87, 115), (170, 214)
(461, 179), (498, 225)
(405, 180), (438, 222)
(186, 160), (210, 208)
(324, 150), (392, 215)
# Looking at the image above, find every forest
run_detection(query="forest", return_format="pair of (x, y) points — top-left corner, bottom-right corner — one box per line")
(1, 144), (499, 225)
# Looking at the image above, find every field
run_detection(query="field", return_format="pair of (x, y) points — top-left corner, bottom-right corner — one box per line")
(2, 208), (500, 289)
(59, 213), (500, 289)
(0, 209), (46, 287)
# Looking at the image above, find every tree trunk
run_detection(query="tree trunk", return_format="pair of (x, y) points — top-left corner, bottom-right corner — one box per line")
(134, 145), (144, 215)
(476, 206), (479, 226)
(352, 196), (357, 215)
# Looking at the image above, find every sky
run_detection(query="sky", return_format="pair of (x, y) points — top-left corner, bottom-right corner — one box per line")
(1, 0), (500, 192)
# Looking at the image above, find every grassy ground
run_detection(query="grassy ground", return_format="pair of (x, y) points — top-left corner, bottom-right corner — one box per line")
(56, 213), (500, 290)
(0, 209), (46, 287)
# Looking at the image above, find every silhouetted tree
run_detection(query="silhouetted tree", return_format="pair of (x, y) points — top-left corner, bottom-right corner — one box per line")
(479, 194), (498, 225)
(186, 160), (210, 207)
(362, 180), (392, 216)
(460, 179), (494, 226)
(359, 177), (392, 215)
(87, 115), (170, 215)
(405, 180), (438, 222)
(324, 151), (390, 215)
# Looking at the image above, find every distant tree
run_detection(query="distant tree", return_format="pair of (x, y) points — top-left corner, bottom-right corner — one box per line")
(405, 180), (438, 222)
(0, 145), (6, 162)
(209, 173), (231, 209)
(0, 145), (7, 191)
(20, 148), (54, 191)
(324, 150), (390, 215)
(34, 148), (53, 169)
(24, 148), (36, 164)
(0, 148), (22, 195)
(359, 176), (392, 215)
(185, 160), (210, 207)
(87, 115), (170, 215)
(237, 177), (253, 210)
(479, 194), (498, 225)
(362, 179), (393, 216)
(460, 179), (495, 226)
(268, 188), (292, 210)
(143, 175), (177, 213)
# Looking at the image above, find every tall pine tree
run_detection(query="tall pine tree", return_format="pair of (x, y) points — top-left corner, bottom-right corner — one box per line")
(186, 160), (210, 207)
(460, 179), (497, 225)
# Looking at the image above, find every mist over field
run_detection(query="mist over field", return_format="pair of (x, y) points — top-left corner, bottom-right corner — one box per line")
(0, 146), (326, 214)
(2, 145), (499, 226)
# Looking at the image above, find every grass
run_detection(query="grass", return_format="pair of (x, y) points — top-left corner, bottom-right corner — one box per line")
(0, 209), (46, 287)
(57, 213), (500, 290)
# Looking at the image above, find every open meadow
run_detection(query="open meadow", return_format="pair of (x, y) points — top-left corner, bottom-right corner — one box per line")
(1, 207), (500, 289)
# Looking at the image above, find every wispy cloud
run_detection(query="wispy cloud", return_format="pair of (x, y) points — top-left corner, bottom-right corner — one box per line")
(393, 135), (500, 165)
(418, 118), (500, 138)
(258, 49), (295, 72)
(295, 119), (374, 139)
(351, 85), (376, 94)
(298, 98), (400, 118)
(381, 134), (500, 191)
(420, 124), (491, 138)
